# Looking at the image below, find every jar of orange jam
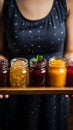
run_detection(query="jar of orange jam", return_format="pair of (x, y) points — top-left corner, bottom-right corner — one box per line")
(10, 58), (29, 87)
(47, 57), (67, 87)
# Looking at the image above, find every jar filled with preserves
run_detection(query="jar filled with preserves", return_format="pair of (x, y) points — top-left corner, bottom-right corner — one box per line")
(0, 59), (9, 87)
(30, 55), (47, 87)
(67, 58), (73, 86)
(47, 57), (67, 87)
(10, 58), (29, 87)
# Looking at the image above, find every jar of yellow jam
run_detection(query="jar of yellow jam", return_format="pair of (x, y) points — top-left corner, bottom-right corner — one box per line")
(10, 58), (29, 87)
(47, 57), (67, 87)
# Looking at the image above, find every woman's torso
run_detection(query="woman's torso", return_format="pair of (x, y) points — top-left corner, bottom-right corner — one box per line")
(1, 1), (69, 130)
(3, 0), (67, 60)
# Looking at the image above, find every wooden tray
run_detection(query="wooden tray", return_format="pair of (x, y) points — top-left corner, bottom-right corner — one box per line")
(0, 87), (73, 95)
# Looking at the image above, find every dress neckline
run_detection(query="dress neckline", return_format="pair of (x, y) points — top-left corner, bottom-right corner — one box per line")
(14, 0), (56, 22)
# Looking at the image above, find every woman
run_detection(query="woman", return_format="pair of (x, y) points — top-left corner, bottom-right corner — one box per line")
(0, 0), (73, 130)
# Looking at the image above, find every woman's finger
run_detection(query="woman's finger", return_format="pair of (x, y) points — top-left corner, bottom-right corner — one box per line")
(65, 95), (69, 98)
(4, 95), (9, 99)
(0, 95), (3, 99)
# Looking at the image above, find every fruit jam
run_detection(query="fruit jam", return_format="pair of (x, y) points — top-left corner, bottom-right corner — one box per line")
(0, 59), (9, 87)
(67, 59), (73, 86)
(30, 58), (47, 87)
(47, 57), (67, 87)
(10, 58), (29, 87)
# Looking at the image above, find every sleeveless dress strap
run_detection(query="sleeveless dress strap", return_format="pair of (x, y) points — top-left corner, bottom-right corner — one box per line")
(55, 0), (68, 20)
(3, 0), (14, 11)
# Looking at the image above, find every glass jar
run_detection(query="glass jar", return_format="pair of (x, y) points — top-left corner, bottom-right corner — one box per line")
(67, 58), (73, 86)
(10, 58), (29, 87)
(47, 57), (67, 87)
(0, 59), (9, 87)
(30, 58), (47, 87)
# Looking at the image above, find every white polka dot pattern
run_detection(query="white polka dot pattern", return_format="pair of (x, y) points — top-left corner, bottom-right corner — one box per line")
(4, 0), (67, 57)
(3, 0), (69, 129)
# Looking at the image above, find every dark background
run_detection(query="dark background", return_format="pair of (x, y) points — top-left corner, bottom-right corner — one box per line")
(69, 97), (73, 130)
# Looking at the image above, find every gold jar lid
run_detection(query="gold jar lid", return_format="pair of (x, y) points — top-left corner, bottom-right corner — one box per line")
(49, 57), (66, 68)
(10, 57), (28, 68)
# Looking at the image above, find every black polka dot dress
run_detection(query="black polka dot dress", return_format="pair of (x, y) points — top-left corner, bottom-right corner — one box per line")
(0, 0), (69, 130)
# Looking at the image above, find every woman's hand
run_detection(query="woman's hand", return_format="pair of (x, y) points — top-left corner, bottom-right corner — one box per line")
(0, 94), (9, 99)
(0, 55), (9, 99)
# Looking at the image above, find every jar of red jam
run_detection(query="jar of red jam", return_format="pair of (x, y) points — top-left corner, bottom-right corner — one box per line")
(0, 59), (9, 87)
(10, 58), (29, 87)
(30, 55), (47, 87)
(47, 57), (67, 87)
(67, 58), (73, 86)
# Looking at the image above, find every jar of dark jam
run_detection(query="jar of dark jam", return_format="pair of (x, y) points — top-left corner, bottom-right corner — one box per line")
(30, 58), (47, 87)
(67, 58), (73, 86)
(0, 59), (9, 87)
